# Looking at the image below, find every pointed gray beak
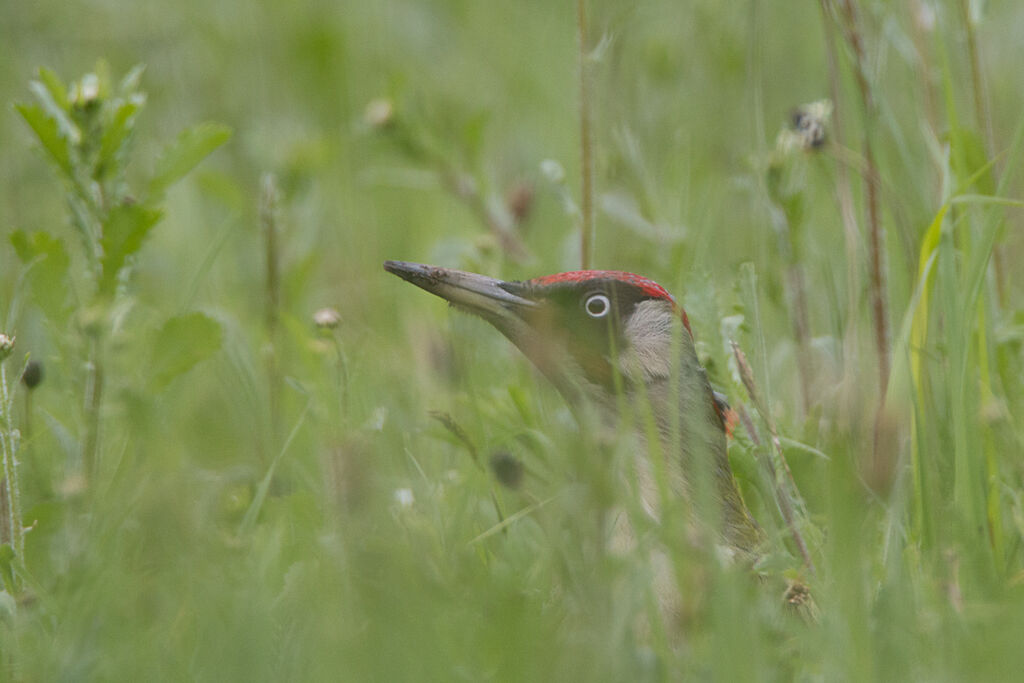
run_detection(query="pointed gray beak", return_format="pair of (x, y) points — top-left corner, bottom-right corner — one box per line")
(385, 260), (581, 402)
(383, 261), (535, 318)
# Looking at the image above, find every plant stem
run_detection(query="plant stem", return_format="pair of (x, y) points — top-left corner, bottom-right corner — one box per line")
(261, 173), (282, 449)
(786, 263), (813, 415)
(958, 0), (1004, 306)
(732, 342), (815, 575)
(0, 363), (24, 564)
(82, 336), (104, 483)
(577, 0), (594, 269)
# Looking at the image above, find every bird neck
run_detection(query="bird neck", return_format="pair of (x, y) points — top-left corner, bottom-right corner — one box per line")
(623, 327), (765, 557)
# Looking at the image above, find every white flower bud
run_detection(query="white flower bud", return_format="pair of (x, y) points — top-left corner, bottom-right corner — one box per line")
(313, 307), (342, 329)
(0, 333), (14, 362)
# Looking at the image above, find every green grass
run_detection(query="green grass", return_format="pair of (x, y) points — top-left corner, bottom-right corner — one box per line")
(2, 0), (1024, 680)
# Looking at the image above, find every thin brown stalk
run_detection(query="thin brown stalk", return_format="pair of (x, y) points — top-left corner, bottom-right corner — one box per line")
(576, 0), (594, 269)
(818, 0), (862, 342)
(732, 341), (816, 575)
(832, 0), (891, 396)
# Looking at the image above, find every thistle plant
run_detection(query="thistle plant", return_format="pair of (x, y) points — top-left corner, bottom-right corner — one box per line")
(14, 64), (230, 484)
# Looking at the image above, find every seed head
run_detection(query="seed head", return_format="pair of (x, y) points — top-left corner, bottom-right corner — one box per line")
(22, 360), (44, 389)
(313, 307), (342, 330)
(489, 451), (524, 490)
(776, 100), (832, 153)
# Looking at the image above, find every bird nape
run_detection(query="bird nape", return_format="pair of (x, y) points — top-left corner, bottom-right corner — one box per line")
(383, 260), (765, 557)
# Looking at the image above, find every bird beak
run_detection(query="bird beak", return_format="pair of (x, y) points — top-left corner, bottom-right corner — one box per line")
(383, 261), (536, 321)
(385, 260), (580, 399)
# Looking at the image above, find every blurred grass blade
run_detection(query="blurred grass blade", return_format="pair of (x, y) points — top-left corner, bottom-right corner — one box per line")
(469, 495), (555, 545)
(239, 402), (311, 535)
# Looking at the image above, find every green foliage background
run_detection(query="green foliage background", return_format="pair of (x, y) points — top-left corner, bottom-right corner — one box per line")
(2, 0), (1024, 680)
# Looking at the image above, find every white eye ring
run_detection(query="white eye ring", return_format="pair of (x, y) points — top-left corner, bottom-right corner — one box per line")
(584, 293), (610, 318)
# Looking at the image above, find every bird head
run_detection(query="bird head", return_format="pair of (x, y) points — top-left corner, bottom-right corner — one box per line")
(383, 261), (692, 402)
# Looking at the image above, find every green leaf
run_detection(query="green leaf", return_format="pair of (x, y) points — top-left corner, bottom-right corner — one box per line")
(37, 67), (69, 110)
(0, 590), (15, 623)
(149, 122), (232, 198)
(148, 312), (223, 391)
(97, 97), (143, 180)
(28, 79), (81, 145)
(99, 202), (163, 296)
(15, 104), (72, 176)
(9, 229), (71, 315)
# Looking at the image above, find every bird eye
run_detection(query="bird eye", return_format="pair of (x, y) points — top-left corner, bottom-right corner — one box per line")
(584, 293), (610, 318)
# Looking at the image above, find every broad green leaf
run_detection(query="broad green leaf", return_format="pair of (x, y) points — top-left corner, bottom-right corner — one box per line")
(99, 202), (163, 296)
(149, 122), (232, 198)
(15, 104), (72, 176)
(9, 229), (71, 315)
(148, 312), (223, 390)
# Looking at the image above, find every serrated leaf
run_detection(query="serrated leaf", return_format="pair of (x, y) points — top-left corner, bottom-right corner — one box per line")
(99, 202), (163, 296)
(28, 79), (80, 145)
(148, 312), (223, 391)
(15, 104), (72, 176)
(149, 122), (232, 198)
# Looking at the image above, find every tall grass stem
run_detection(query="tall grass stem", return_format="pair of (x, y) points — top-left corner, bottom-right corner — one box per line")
(577, 0), (594, 269)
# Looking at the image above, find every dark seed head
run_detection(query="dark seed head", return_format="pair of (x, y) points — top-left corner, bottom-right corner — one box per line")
(22, 360), (43, 389)
(489, 451), (524, 490)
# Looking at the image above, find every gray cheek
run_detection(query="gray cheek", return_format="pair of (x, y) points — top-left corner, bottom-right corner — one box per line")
(619, 300), (675, 383)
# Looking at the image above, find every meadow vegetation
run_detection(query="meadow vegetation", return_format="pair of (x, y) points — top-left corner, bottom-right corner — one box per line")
(1, 1), (1023, 679)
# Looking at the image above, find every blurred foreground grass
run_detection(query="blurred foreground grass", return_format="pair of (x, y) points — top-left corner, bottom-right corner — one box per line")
(2, 0), (1024, 680)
